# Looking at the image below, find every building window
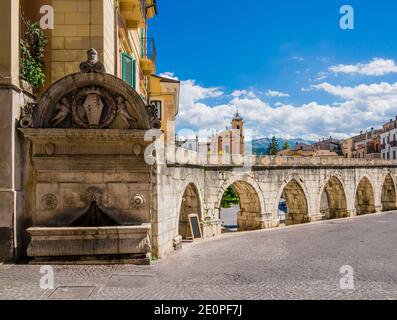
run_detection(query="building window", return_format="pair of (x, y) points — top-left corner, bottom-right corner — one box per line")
(388, 152), (390, 160)
(122, 52), (136, 89)
(151, 100), (162, 120)
(394, 151), (396, 160)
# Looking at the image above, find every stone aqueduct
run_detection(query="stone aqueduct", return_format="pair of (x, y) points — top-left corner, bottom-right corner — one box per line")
(155, 155), (397, 257)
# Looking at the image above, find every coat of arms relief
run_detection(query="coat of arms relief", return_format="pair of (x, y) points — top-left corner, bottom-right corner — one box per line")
(50, 87), (139, 129)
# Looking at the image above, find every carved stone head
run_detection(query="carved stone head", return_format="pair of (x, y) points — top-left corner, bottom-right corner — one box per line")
(80, 48), (105, 73)
(87, 48), (98, 65)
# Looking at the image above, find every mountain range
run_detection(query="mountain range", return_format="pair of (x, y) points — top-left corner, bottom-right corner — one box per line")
(248, 137), (315, 155)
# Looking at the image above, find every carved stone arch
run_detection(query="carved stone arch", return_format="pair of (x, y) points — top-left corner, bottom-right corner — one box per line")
(216, 175), (265, 212)
(216, 175), (265, 231)
(21, 49), (156, 130)
(177, 181), (203, 240)
(318, 176), (348, 220)
(276, 176), (310, 225)
(34, 72), (151, 129)
(177, 175), (205, 219)
(355, 174), (376, 216)
(381, 172), (397, 212)
(275, 174), (311, 211)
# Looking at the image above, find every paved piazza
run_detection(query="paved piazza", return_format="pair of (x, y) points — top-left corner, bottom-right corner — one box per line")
(0, 212), (396, 300)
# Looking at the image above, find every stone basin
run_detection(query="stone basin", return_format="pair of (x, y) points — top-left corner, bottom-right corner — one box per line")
(26, 224), (152, 265)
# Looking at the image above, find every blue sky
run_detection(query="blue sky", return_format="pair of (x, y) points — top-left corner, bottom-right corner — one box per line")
(150, 0), (397, 140)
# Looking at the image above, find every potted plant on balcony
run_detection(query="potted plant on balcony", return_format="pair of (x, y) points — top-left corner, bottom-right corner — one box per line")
(20, 16), (47, 93)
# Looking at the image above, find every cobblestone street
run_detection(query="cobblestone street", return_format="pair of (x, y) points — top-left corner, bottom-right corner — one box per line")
(0, 212), (396, 300)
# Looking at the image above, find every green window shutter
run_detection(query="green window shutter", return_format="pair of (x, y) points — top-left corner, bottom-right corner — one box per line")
(132, 59), (136, 89)
(122, 52), (136, 89)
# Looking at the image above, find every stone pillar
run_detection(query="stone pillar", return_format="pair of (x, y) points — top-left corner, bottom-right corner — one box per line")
(347, 209), (356, 217)
(0, 0), (21, 261)
(0, 0), (20, 87)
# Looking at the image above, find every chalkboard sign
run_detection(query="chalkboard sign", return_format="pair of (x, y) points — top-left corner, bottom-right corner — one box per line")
(188, 214), (202, 240)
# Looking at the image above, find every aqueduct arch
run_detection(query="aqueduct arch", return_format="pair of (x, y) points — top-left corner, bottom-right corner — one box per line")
(280, 179), (309, 225)
(355, 177), (376, 215)
(320, 176), (348, 220)
(178, 183), (202, 239)
(218, 179), (263, 231)
(381, 174), (397, 212)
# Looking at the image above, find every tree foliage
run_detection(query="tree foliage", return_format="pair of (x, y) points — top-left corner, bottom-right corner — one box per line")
(20, 19), (47, 91)
(221, 187), (240, 209)
(268, 136), (280, 155)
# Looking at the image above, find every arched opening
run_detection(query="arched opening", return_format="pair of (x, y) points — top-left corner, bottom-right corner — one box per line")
(381, 174), (396, 212)
(320, 177), (348, 220)
(220, 181), (262, 232)
(355, 177), (375, 215)
(279, 179), (309, 226)
(178, 183), (202, 240)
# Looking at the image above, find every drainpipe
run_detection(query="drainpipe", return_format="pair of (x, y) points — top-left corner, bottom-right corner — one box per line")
(114, 0), (119, 76)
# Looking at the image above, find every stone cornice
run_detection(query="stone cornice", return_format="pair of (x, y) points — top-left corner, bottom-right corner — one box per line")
(19, 128), (148, 142)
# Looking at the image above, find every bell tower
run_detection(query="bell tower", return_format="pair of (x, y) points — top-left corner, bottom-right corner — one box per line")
(231, 110), (244, 155)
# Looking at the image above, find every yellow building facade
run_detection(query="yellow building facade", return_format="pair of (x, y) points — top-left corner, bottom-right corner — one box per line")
(17, 0), (179, 121)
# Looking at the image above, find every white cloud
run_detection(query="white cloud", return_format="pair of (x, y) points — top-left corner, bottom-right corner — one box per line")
(265, 89), (290, 98)
(231, 90), (256, 98)
(292, 56), (304, 61)
(313, 81), (397, 100)
(174, 74), (397, 140)
(329, 58), (397, 76)
(314, 71), (327, 81)
(158, 72), (179, 80)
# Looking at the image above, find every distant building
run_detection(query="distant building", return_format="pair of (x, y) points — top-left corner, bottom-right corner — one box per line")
(278, 143), (339, 158)
(212, 112), (245, 156)
(380, 117), (397, 160)
(179, 112), (245, 157)
(313, 137), (342, 155)
(341, 128), (382, 159)
(341, 138), (354, 159)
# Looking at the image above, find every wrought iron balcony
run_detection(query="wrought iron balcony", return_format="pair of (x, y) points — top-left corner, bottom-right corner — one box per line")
(140, 37), (156, 76)
(143, 37), (156, 64)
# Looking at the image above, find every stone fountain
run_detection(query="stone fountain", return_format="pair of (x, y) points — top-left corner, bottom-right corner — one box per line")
(19, 49), (158, 265)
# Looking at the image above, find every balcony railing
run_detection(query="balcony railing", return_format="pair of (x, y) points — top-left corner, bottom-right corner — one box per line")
(142, 37), (156, 64)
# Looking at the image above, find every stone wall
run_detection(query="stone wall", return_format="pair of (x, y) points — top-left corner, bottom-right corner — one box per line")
(52, 0), (107, 81)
